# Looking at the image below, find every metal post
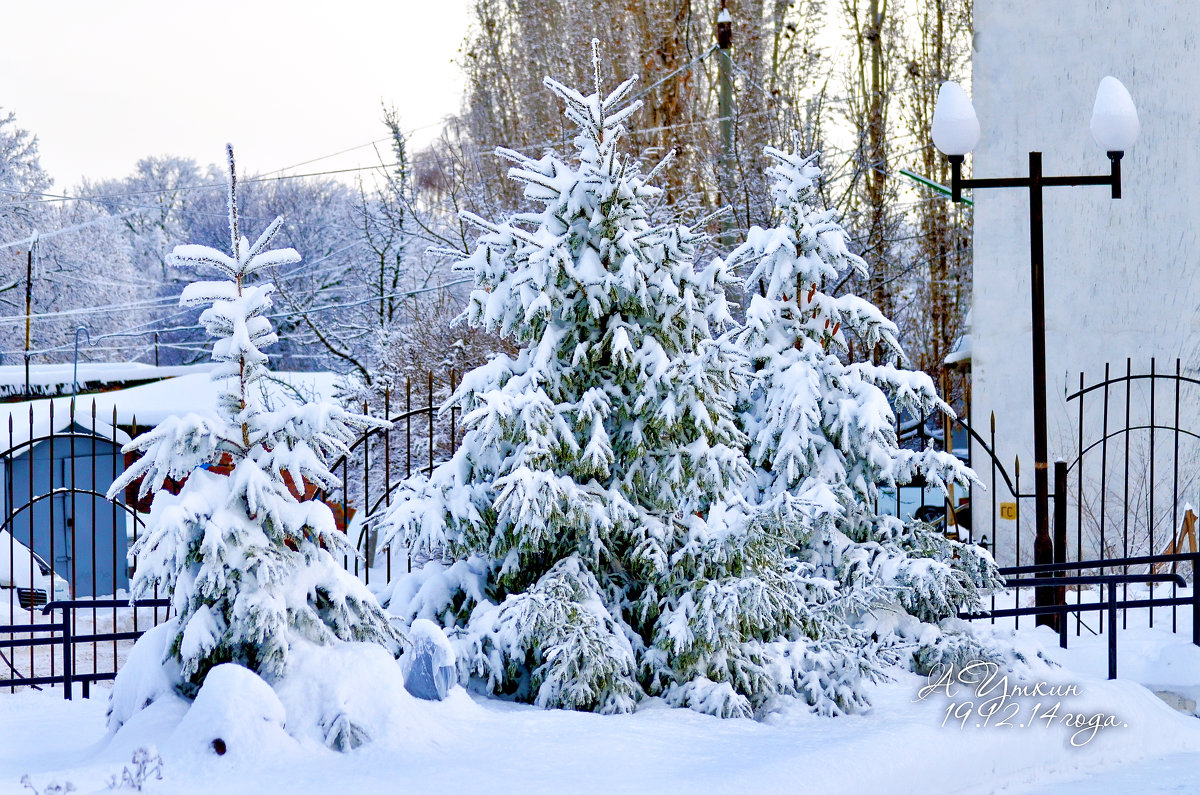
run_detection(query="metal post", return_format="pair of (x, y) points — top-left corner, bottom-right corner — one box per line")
(1108, 151), (1123, 199)
(1054, 460), (1068, 646)
(60, 608), (72, 699)
(1028, 152), (1055, 629)
(1107, 582), (1118, 679)
(72, 327), (91, 401)
(716, 3), (734, 246)
(946, 147), (1124, 629)
(24, 247), (32, 396)
(1192, 565), (1199, 647)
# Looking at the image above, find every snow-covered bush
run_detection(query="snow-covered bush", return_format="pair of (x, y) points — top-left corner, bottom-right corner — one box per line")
(108, 146), (399, 705)
(107, 620), (183, 733)
(170, 663), (291, 759)
(377, 53), (1002, 720)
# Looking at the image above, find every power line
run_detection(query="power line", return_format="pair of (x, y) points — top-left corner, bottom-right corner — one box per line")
(258, 138), (392, 178)
(0, 208), (138, 251)
(0, 293), (181, 324)
(0, 237), (372, 326)
(6, 277), (474, 358)
(1, 162), (405, 210)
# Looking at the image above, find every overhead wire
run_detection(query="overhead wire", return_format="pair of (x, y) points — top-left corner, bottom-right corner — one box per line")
(6, 276), (475, 359)
(5, 37), (952, 363)
(0, 162), (404, 213)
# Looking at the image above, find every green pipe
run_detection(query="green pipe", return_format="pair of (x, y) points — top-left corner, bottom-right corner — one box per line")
(899, 168), (974, 206)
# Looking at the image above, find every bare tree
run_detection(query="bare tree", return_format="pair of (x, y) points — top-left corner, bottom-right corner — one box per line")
(837, 0), (903, 336)
(899, 0), (972, 376)
(452, 1), (828, 237)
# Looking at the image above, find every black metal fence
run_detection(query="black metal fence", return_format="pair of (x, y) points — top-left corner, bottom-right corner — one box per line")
(320, 372), (465, 584)
(4, 360), (1198, 696)
(1, 377), (464, 695)
(1059, 358), (1200, 634)
(961, 552), (1200, 679)
(947, 359), (1200, 644)
(1, 399), (163, 694)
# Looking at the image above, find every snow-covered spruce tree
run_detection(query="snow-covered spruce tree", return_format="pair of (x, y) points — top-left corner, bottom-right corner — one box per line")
(109, 146), (398, 697)
(730, 145), (1003, 683)
(379, 51), (881, 719)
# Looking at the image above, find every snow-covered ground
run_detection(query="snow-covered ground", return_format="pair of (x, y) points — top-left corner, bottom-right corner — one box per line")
(2, 619), (1199, 794)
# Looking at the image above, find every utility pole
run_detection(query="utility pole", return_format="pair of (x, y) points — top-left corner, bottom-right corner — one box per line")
(866, 0), (890, 321)
(24, 246), (32, 396)
(717, 3), (734, 247)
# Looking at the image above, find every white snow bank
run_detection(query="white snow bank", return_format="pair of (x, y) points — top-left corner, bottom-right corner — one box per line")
(5, 625), (1200, 793)
(106, 619), (182, 733)
(1048, 624), (1200, 716)
(275, 639), (456, 751)
(169, 664), (294, 760)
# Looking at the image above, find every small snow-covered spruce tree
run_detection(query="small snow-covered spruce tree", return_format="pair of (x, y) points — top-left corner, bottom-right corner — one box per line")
(379, 47), (845, 717)
(730, 145), (1004, 692)
(109, 146), (397, 696)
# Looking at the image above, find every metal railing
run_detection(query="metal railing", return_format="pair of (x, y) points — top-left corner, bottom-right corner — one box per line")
(960, 551), (1200, 679)
(1, 598), (170, 697)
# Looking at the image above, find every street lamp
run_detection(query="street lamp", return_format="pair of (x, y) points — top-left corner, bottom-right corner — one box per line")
(934, 77), (1138, 627)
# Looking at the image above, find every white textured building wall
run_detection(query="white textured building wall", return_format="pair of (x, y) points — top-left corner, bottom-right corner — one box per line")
(972, 1), (1200, 562)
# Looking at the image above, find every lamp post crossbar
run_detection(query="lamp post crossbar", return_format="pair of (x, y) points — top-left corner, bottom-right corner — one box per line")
(947, 149), (1125, 629)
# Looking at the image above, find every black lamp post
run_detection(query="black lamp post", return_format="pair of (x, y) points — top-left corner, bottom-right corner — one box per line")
(933, 78), (1140, 627)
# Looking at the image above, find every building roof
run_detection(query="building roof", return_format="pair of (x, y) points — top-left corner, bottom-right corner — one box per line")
(0, 362), (216, 400)
(78, 370), (347, 428)
(0, 371), (346, 455)
(0, 397), (130, 455)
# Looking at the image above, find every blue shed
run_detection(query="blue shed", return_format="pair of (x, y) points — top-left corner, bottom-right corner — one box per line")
(1, 402), (130, 599)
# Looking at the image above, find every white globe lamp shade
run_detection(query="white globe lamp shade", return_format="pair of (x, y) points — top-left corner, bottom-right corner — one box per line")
(1090, 76), (1139, 152)
(932, 82), (980, 156)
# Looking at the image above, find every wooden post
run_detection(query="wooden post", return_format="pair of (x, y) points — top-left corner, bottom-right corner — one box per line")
(716, 3), (734, 247)
(1153, 507), (1198, 575)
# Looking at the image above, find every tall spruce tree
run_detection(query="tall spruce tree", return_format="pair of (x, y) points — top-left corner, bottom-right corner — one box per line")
(109, 146), (397, 696)
(386, 49), (881, 720)
(731, 144), (1002, 675)
(380, 47), (776, 716)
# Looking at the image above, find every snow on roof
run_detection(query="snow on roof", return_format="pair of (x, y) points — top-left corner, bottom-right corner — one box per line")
(0, 371), (346, 454)
(943, 333), (972, 367)
(0, 362), (216, 398)
(78, 370), (348, 428)
(0, 397), (130, 454)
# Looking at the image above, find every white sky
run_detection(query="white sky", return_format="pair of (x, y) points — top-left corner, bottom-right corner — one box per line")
(0, 0), (471, 190)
